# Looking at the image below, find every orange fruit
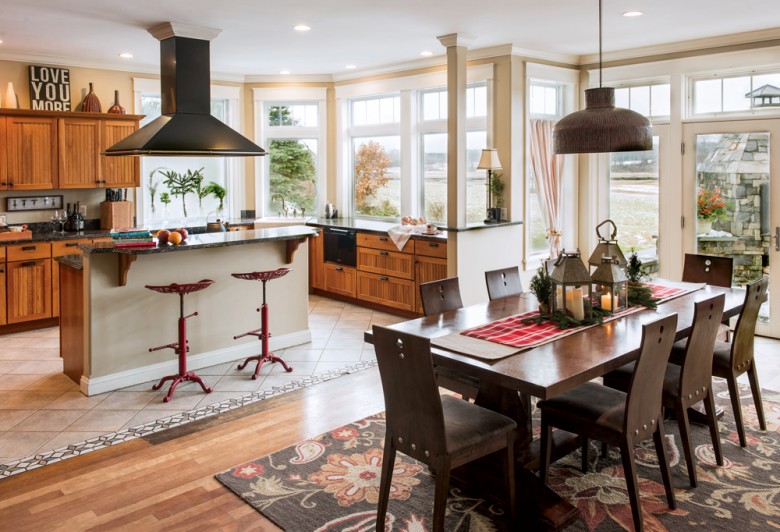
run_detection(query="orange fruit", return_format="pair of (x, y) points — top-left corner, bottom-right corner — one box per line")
(168, 231), (183, 245)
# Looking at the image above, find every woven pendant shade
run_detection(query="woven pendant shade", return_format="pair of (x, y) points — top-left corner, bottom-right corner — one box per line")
(554, 88), (652, 154)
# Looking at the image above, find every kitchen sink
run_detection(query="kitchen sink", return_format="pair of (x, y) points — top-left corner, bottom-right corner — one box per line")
(253, 217), (312, 229)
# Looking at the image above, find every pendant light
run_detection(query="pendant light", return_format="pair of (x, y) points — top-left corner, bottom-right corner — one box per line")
(553, 0), (652, 154)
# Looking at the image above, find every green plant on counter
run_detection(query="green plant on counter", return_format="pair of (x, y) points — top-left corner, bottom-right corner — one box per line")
(202, 181), (227, 212)
(159, 192), (171, 207)
(490, 173), (505, 209)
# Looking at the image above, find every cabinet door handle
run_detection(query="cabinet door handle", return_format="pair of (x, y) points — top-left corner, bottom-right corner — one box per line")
(335, 266), (343, 271)
(379, 236), (388, 241)
(0, 268), (5, 273)
(21, 246), (37, 251)
(428, 243), (439, 248)
(379, 251), (388, 255)
(8, 182), (14, 187)
(66, 242), (79, 247)
(21, 261), (38, 267)
(379, 276), (389, 281)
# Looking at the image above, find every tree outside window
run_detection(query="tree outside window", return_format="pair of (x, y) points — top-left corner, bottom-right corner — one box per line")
(354, 139), (400, 217)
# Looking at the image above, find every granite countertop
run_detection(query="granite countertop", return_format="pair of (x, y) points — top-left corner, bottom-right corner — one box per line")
(80, 225), (317, 255)
(305, 217), (520, 239)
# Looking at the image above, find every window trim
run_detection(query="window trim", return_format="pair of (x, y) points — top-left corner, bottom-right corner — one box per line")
(687, 67), (780, 119)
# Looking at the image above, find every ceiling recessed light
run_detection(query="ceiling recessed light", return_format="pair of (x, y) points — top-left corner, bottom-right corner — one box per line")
(293, 25), (311, 32)
(0, 40), (4, 45)
(345, 65), (356, 70)
(622, 10), (643, 17)
(280, 70), (291, 75)
(420, 50), (433, 57)
(118, 52), (134, 59)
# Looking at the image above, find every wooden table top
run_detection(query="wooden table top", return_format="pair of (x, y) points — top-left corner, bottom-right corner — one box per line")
(373, 281), (744, 400)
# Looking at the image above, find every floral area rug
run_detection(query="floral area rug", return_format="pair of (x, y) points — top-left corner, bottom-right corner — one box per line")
(216, 382), (780, 531)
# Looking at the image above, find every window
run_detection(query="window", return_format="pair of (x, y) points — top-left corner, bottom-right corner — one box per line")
(691, 70), (780, 116)
(613, 83), (670, 118)
(264, 102), (321, 216)
(418, 84), (488, 223)
(138, 90), (236, 224)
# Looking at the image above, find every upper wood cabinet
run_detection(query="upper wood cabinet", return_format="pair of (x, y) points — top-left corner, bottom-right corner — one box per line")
(4, 115), (58, 190)
(0, 109), (142, 190)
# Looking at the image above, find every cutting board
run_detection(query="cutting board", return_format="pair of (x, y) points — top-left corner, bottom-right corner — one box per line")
(0, 229), (33, 241)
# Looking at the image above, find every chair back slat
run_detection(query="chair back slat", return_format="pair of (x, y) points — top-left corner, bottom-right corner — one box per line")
(731, 277), (769, 369)
(372, 325), (448, 459)
(624, 314), (678, 439)
(485, 267), (523, 301)
(679, 294), (725, 394)
(682, 253), (733, 287)
(420, 277), (463, 316)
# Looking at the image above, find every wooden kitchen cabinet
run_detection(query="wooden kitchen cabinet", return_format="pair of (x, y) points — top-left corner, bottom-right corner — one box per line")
(356, 247), (415, 280)
(324, 263), (356, 298)
(100, 119), (140, 187)
(309, 229), (325, 290)
(0, 119), (7, 190)
(4, 115), (58, 190)
(356, 271), (416, 312)
(58, 118), (101, 188)
(6, 258), (52, 324)
(0, 248), (6, 326)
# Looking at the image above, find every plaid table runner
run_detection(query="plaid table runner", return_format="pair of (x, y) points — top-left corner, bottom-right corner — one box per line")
(460, 282), (695, 351)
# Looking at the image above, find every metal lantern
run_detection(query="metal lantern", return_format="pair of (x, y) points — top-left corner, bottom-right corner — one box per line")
(591, 256), (629, 313)
(550, 250), (593, 321)
(588, 219), (628, 271)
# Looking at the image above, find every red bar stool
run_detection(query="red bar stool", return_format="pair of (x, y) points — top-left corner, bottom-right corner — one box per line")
(232, 268), (294, 380)
(146, 279), (215, 402)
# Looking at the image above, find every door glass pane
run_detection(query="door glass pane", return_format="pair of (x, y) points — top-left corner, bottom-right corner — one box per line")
(609, 137), (660, 274)
(695, 132), (770, 321)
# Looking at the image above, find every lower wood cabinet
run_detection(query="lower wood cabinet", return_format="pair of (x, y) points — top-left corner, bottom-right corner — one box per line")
(356, 271), (416, 312)
(324, 263), (356, 298)
(6, 258), (51, 323)
(309, 230), (325, 290)
(415, 255), (448, 313)
(0, 262), (6, 326)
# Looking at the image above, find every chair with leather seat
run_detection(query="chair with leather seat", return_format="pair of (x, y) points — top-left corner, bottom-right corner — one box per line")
(538, 314), (678, 532)
(373, 325), (517, 532)
(682, 253), (733, 287)
(485, 266), (523, 301)
(603, 294), (725, 487)
(419, 277), (478, 399)
(686, 277), (768, 447)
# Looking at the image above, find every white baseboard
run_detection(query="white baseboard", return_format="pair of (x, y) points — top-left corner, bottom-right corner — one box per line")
(80, 329), (312, 396)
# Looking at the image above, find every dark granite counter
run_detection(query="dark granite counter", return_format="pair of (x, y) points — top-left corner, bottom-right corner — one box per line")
(54, 255), (84, 270)
(79, 225), (317, 255)
(306, 218), (447, 242)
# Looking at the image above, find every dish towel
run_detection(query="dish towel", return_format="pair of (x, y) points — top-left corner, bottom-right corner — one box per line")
(387, 225), (416, 250)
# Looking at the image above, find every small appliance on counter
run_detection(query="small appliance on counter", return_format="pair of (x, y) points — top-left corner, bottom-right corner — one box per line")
(324, 202), (338, 219)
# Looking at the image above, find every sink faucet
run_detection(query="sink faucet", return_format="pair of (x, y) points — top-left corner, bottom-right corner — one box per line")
(271, 193), (286, 216)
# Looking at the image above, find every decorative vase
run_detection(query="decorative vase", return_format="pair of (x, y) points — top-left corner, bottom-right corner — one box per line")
(107, 90), (126, 114)
(538, 302), (551, 316)
(697, 218), (712, 235)
(81, 82), (102, 113)
(3, 82), (17, 109)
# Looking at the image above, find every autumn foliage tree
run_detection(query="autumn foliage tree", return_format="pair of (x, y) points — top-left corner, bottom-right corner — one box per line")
(354, 141), (391, 210)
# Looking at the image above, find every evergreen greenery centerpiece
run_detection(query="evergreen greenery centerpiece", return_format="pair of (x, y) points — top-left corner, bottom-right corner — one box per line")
(529, 263), (553, 315)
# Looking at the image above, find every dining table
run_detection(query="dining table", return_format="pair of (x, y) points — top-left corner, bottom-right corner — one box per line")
(364, 279), (745, 529)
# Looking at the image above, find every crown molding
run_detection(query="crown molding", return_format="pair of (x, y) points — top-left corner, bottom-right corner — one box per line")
(579, 27), (780, 65)
(147, 22), (222, 42)
(508, 45), (579, 66)
(244, 74), (334, 83)
(437, 33), (476, 48)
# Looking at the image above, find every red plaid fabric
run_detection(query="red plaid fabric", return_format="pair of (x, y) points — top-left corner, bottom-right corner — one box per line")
(462, 283), (694, 350)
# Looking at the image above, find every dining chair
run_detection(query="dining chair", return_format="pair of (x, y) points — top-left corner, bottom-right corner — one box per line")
(419, 277), (463, 316)
(419, 277), (478, 400)
(372, 325), (517, 532)
(603, 294), (726, 487)
(682, 253), (733, 288)
(684, 276), (768, 447)
(485, 266), (523, 301)
(538, 314), (678, 532)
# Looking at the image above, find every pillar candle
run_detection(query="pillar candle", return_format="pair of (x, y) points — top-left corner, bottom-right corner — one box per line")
(566, 287), (585, 321)
(601, 291), (612, 311)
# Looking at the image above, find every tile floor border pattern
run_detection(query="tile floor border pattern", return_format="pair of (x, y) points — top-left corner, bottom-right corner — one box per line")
(0, 359), (378, 478)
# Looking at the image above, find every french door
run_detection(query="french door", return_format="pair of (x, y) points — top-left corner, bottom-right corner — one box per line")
(683, 118), (780, 338)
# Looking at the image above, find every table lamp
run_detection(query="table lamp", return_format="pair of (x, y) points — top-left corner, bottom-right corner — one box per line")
(477, 148), (502, 223)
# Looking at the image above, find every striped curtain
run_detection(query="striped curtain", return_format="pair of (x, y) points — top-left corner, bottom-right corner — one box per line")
(529, 119), (564, 259)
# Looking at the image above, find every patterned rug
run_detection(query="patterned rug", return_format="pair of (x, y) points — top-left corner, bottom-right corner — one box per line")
(216, 382), (780, 531)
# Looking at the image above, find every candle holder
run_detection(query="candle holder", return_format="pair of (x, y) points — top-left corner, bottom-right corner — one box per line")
(591, 255), (629, 313)
(550, 250), (593, 321)
(588, 219), (627, 272)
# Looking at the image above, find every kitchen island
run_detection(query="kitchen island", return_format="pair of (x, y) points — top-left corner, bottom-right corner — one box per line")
(59, 226), (317, 396)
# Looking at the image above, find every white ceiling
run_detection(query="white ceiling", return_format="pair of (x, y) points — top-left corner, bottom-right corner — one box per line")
(1, 0), (779, 79)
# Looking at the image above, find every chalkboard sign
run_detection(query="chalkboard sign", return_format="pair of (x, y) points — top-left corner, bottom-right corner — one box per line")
(29, 65), (71, 111)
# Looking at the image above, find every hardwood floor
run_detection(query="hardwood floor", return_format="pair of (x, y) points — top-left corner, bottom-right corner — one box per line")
(0, 367), (385, 530)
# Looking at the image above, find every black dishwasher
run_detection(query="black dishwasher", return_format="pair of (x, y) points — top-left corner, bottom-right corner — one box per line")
(323, 227), (357, 267)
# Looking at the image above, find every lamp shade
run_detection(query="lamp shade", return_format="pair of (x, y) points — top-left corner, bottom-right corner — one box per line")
(477, 148), (502, 170)
(552, 87), (653, 154)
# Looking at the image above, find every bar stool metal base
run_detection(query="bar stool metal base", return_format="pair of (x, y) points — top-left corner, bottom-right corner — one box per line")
(146, 280), (215, 402)
(232, 268), (294, 380)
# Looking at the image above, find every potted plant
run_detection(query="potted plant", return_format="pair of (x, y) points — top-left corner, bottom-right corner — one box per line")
(202, 181), (227, 213)
(489, 173), (505, 222)
(529, 263), (553, 315)
(697, 186), (727, 235)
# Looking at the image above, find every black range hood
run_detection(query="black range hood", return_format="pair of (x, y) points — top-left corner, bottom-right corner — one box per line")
(104, 23), (265, 157)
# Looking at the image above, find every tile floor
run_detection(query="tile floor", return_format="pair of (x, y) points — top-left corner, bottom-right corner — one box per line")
(0, 295), (403, 465)
(1, 295), (780, 467)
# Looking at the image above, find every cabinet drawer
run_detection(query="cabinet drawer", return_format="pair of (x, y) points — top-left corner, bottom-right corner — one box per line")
(7, 242), (51, 261)
(324, 263), (356, 298)
(415, 239), (447, 259)
(0, 246), (5, 261)
(52, 239), (90, 257)
(357, 247), (415, 280)
(357, 232), (414, 254)
(356, 271), (416, 312)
